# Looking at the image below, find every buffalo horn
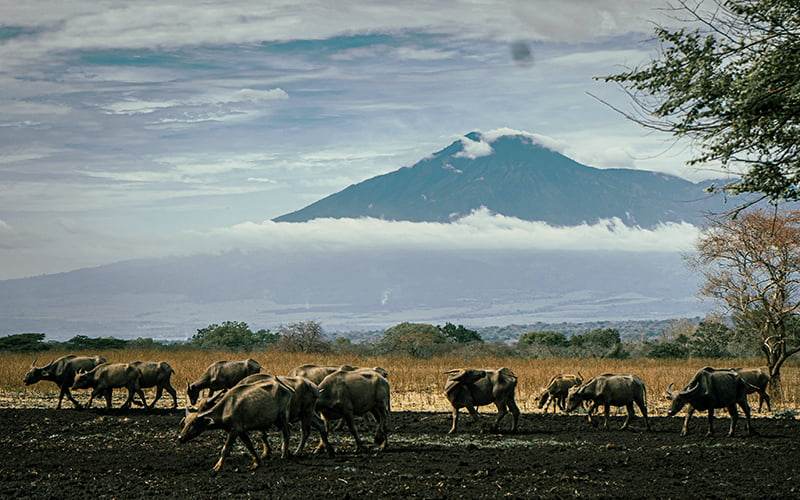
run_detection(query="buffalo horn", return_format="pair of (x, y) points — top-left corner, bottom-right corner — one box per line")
(665, 382), (674, 398)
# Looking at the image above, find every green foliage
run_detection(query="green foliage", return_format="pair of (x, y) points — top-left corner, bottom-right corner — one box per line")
(375, 322), (448, 358)
(190, 321), (277, 351)
(602, 0), (800, 201)
(125, 337), (165, 350)
(67, 335), (128, 350)
(439, 322), (482, 344)
(0, 333), (50, 353)
(274, 321), (330, 353)
(570, 328), (628, 359)
(647, 336), (690, 359)
(518, 330), (568, 347)
(689, 321), (732, 358)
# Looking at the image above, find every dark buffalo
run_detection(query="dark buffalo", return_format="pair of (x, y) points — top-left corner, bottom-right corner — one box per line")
(130, 361), (178, 409)
(443, 368), (520, 434)
(666, 366), (754, 437)
(733, 367), (771, 412)
(538, 373), (583, 413)
(565, 373), (650, 431)
(287, 364), (388, 385)
(236, 373), (335, 457)
(71, 363), (147, 410)
(186, 359), (261, 406)
(177, 377), (294, 471)
(23, 355), (106, 409)
(315, 368), (391, 453)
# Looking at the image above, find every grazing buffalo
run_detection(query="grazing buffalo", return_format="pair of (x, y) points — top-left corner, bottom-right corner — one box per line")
(565, 373), (650, 431)
(71, 363), (147, 410)
(236, 373), (335, 456)
(177, 378), (294, 471)
(129, 361), (178, 409)
(443, 368), (520, 434)
(186, 358), (261, 405)
(733, 367), (771, 412)
(23, 355), (106, 409)
(287, 364), (389, 385)
(315, 368), (391, 453)
(666, 366), (754, 437)
(538, 373), (583, 413)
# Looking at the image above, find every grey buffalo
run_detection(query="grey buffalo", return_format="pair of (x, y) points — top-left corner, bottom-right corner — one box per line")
(565, 373), (651, 431)
(177, 377), (294, 471)
(315, 368), (390, 453)
(287, 364), (388, 385)
(666, 366), (754, 437)
(71, 363), (147, 410)
(130, 361), (178, 409)
(23, 355), (106, 409)
(443, 368), (520, 434)
(186, 358), (261, 405)
(236, 373), (335, 457)
(732, 367), (771, 412)
(538, 373), (583, 413)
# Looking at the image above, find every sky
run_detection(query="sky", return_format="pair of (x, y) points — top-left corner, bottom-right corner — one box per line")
(0, 0), (718, 280)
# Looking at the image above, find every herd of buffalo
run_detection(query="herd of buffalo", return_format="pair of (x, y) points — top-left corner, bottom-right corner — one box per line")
(22, 355), (771, 471)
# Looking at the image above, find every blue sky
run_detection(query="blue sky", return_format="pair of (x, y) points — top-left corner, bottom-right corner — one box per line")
(0, 1), (716, 280)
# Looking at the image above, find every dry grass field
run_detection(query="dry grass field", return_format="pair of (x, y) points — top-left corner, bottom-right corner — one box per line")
(4, 349), (799, 414)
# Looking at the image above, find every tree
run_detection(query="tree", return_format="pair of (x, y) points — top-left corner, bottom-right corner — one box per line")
(375, 322), (448, 358)
(274, 321), (330, 353)
(190, 321), (277, 351)
(518, 330), (568, 358)
(0, 333), (49, 353)
(602, 0), (800, 203)
(67, 335), (128, 350)
(646, 336), (690, 359)
(439, 322), (483, 344)
(569, 328), (628, 359)
(687, 209), (800, 387)
(689, 321), (732, 358)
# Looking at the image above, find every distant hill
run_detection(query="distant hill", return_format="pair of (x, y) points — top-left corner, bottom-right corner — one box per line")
(275, 131), (726, 227)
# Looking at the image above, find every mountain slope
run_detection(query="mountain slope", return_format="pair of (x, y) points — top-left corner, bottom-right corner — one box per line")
(274, 131), (724, 227)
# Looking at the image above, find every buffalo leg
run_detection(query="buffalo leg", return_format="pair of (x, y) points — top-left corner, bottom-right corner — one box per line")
(150, 387), (163, 408)
(706, 408), (715, 436)
(603, 404), (612, 430)
(165, 383), (178, 409)
(507, 399), (520, 432)
(620, 403), (634, 430)
(237, 432), (262, 469)
(636, 398), (651, 430)
(726, 405), (739, 437)
(213, 432), (239, 472)
(60, 386), (83, 410)
(448, 406), (460, 434)
(680, 407), (695, 436)
(259, 430), (271, 458)
(739, 400), (753, 436)
(492, 401), (508, 432)
(586, 401), (599, 427)
(278, 418), (291, 459)
(309, 413), (335, 457)
(342, 413), (365, 452)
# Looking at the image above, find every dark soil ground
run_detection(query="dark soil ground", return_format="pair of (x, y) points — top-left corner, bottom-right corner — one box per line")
(1, 406), (797, 499)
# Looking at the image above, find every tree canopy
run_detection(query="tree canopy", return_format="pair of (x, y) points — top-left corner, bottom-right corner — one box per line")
(375, 322), (448, 358)
(190, 321), (278, 351)
(603, 0), (800, 203)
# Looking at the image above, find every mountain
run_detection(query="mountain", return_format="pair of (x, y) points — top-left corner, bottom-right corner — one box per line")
(274, 131), (726, 227)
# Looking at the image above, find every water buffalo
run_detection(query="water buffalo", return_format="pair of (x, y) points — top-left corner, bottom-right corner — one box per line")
(565, 373), (650, 431)
(538, 373), (583, 413)
(23, 355), (106, 409)
(314, 368), (390, 453)
(732, 367), (771, 412)
(236, 373), (335, 457)
(177, 378), (294, 471)
(130, 361), (178, 409)
(186, 358), (261, 405)
(71, 363), (147, 410)
(443, 368), (520, 434)
(666, 366), (754, 437)
(287, 364), (388, 385)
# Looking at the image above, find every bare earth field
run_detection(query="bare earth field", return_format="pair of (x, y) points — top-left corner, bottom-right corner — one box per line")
(1, 398), (798, 499)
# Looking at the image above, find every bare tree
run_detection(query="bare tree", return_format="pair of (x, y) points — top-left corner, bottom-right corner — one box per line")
(275, 320), (331, 353)
(687, 208), (800, 391)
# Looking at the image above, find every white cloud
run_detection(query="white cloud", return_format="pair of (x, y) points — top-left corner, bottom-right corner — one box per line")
(454, 136), (493, 159)
(185, 208), (699, 254)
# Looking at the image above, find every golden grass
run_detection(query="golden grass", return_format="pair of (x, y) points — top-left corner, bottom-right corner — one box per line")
(4, 350), (798, 413)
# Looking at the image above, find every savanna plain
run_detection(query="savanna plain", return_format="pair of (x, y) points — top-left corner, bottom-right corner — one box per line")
(2, 350), (799, 498)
